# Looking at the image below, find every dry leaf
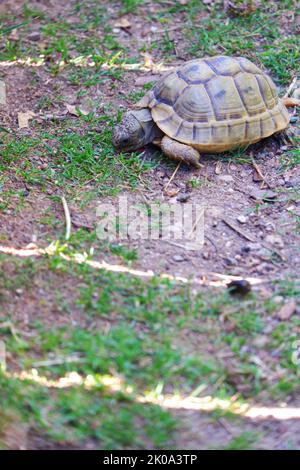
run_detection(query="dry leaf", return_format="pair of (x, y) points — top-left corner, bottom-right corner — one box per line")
(164, 188), (180, 197)
(215, 161), (222, 175)
(17, 111), (36, 128)
(113, 17), (131, 29)
(65, 103), (89, 116)
(141, 53), (154, 69)
(283, 97), (300, 107)
(253, 169), (263, 182)
(276, 299), (297, 320)
(8, 29), (19, 41)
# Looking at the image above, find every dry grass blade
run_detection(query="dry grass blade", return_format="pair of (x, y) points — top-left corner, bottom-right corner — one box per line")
(164, 162), (181, 192)
(61, 195), (71, 240)
(251, 154), (272, 189)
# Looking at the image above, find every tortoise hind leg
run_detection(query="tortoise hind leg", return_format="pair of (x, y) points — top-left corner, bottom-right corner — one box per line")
(160, 135), (202, 168)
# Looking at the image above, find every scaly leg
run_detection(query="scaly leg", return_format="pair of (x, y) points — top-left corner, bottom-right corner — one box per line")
(158, 135), (201, 168)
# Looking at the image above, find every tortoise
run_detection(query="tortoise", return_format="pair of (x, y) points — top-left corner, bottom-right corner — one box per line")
(112, 55), (292, 167)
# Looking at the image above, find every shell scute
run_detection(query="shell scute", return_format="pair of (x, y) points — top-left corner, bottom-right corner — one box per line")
(179, 60), (214, 83)
(174, 85), (214, 122)
(205, 55), (241, 76)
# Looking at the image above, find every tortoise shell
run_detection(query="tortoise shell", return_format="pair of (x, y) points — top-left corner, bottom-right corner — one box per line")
(146, 56), (289, 152)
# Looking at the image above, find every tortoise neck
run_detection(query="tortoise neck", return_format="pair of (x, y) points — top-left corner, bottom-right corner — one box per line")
(131, 109), (162, 145)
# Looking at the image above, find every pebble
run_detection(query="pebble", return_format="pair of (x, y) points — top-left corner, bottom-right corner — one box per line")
(253, 335), (269, 348)
(172, 254), (185, 262)
(257, 248), (271, 258)
(265, 224), (274, 232)
(237, 215), (248, 224)
(217, 174), (234, 183)
(265, 234), (284, 248)
(250, 188), (277, 202)
(27, 31), (41, 41)
(224, 257), (237, 266)
(176, 193), (190, 203)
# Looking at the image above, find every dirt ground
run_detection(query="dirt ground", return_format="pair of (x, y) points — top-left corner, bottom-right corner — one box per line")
(0, 0), (299, 450)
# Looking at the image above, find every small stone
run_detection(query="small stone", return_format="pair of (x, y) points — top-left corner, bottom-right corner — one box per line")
(172, 254), (185, 262)
(224, 257), (237, 266)
(237, 215), (248, 224)
(265, 234), (284, 248)
(253, 335), (269, 348)
(176, 193), (190, 203)
(265, 224), (274, 232)
(276, 299), (297, 320)
(257, 248), (271, 258)
(273, 295), (284, 304)
(250, 188), (277, 202)
(27, 31), (41, 41)
(217, 174), (234, 183)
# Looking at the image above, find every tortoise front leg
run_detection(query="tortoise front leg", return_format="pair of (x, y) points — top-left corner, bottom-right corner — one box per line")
(159, 135), (202, 168)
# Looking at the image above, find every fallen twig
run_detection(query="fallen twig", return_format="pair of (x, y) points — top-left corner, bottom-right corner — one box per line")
(218, 418), (236, 437)
(164, 162), (181, 192)
(222, 218), (256, 242)
(61, 195), (71, 240)
(284, 76), (298, 98)
(32, 356), (86, 367)
(187, 211), (204, 238)
(251, 154), (272, 189)
(152, 25), (184, 34)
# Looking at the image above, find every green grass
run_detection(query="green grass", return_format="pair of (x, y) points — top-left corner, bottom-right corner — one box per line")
(0, 117), (155, 199)
(280, 146), (300, 169)
(0, 248), (300, 448)
(223, 431), (260, 450)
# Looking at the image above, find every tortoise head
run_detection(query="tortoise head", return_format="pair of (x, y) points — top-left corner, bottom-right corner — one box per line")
(112, 109), (156, 152)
